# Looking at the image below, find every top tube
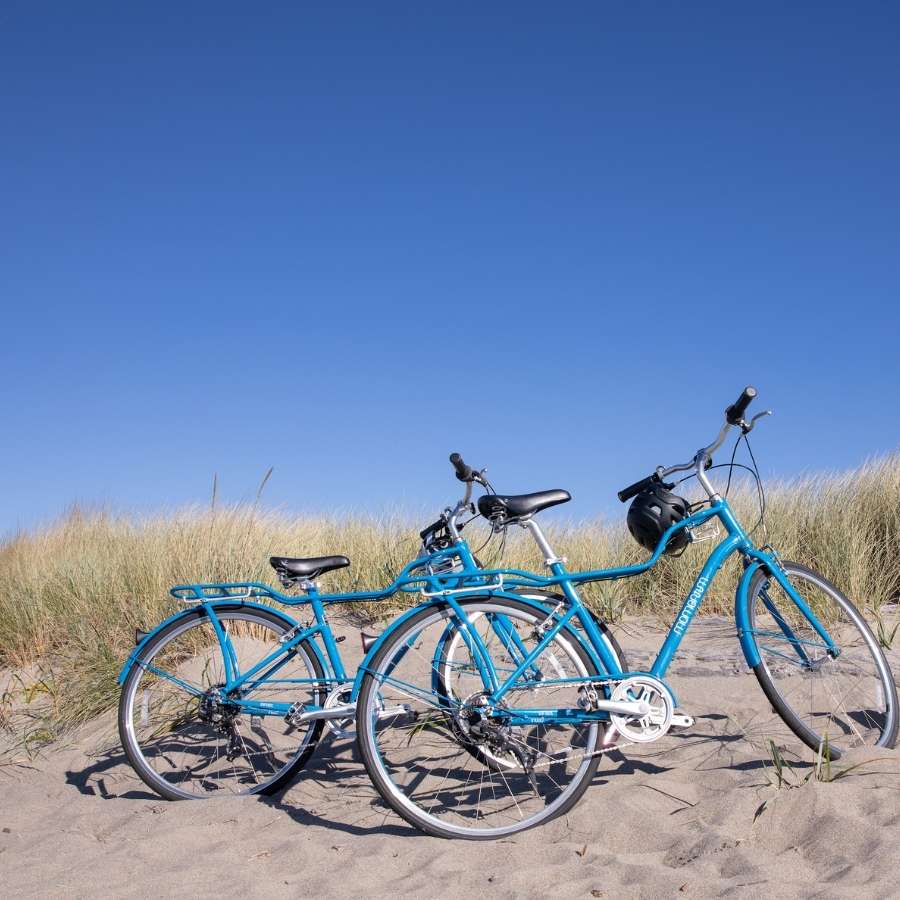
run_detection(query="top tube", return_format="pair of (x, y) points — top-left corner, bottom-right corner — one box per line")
(491, 498), (754, 590)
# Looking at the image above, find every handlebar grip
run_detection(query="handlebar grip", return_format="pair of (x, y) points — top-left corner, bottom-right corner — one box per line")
(449, 452), (475, 482)
(419, 517), (445, 541)
(725, 385), (757, 425)
(617, 473), (658, 503)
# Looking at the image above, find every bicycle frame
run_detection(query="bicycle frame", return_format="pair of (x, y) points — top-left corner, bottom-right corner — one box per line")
(356, 495), (841, 725)
(119, 494), (839, 724)
(118, 538), (502, 719)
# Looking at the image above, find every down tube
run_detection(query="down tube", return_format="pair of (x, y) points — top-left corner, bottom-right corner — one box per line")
(650, 533), (742, 678)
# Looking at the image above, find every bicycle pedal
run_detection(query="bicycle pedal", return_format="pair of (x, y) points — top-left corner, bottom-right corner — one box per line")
(670, 713), (694, 729)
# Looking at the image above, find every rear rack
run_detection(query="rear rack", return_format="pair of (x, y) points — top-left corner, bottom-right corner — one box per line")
(170, 582), (285, 603)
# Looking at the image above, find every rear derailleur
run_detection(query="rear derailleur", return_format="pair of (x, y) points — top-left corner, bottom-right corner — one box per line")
(198, 686), (244, 761)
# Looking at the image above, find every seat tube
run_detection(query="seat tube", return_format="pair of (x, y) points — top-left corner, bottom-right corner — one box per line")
(309, 590), (347, 682)
(523, 518), (578, 602)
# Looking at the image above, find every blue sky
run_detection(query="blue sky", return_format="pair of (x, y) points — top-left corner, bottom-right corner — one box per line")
(2, 2), (898, 535)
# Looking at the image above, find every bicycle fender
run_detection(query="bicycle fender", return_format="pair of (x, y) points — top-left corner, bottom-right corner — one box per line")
(735, 560), (767, 668)
(350, 591), (607, 701)
(117, 601), (301, 684)
(350, 600), (435, 700)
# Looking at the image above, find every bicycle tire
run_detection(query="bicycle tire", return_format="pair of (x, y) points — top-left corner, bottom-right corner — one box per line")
(745, 561), (898, 757)
(119, 604), (326, 799)
(356, 596), (607, 839)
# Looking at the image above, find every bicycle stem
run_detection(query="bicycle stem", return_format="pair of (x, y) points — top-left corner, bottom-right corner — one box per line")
(446, 479), (473, 541)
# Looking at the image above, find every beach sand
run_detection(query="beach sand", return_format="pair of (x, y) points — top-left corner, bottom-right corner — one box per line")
(2, 616), (899, 899)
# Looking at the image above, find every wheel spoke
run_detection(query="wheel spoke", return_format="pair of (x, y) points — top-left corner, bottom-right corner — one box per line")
(358, 599), (614, 838)
(122, 611), (325, 798)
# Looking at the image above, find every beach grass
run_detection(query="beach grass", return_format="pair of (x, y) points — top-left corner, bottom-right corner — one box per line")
(0, 454), (897, 746)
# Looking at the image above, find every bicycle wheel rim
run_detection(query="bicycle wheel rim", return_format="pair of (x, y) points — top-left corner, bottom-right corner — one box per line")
(747, 562), (897, 755)
(120, 609), (323, 798)
(358, 598), (604, 839)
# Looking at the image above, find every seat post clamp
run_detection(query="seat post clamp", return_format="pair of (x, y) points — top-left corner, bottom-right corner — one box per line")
(277, 574), (316, 592)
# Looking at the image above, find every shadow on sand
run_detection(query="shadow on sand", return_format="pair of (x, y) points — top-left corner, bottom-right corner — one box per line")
(63, 714), (799, 837)
(64, 736), (420, 837)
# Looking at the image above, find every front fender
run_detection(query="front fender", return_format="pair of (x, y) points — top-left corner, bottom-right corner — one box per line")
(117, 601), (301, 684)
(735, 560), (768, 668)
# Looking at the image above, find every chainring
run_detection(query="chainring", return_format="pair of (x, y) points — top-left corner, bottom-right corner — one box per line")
(323, 684), (355, 738)
(609, 675), (674, 743)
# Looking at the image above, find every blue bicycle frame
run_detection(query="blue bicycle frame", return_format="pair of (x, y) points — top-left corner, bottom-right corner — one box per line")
(357, 494), (840, 727)
(118, 537), (515, 719)
(119, 494), (837, 727)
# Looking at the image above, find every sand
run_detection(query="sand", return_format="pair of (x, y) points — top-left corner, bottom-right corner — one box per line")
(2, 616), (899, 899)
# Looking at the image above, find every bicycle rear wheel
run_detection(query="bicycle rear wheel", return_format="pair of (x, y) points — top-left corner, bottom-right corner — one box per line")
(356, 597), (606, 839)
(119, 605), (325, 799)
(744, 561), (898, 757)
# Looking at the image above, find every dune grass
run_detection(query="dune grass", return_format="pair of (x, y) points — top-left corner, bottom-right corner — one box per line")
(0, 454), (898, 748)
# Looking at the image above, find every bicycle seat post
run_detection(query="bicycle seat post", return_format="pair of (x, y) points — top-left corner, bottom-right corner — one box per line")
(521, 518), (567, 568)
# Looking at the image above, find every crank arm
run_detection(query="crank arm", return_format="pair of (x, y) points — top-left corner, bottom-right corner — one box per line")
(592, 699), (652, 716)
(288, 702), (411, 726)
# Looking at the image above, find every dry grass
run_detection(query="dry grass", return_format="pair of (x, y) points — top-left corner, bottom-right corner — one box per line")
(0, 454), (898, 746)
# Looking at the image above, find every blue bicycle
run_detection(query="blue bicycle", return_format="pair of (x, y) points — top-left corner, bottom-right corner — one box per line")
(117, 469), (579, 799)
(353, 387), (899, 839)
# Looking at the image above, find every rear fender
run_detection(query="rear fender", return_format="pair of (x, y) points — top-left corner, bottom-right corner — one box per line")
(351, 591), (607, 701)
(117, 601), (302, 684)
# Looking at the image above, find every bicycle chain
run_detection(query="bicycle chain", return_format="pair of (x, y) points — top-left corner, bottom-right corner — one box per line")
(466, 676), (649, 770)
(382, 675), (669, 770)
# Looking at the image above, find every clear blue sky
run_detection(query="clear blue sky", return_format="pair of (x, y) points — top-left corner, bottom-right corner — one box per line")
(2, 2), (898, 536)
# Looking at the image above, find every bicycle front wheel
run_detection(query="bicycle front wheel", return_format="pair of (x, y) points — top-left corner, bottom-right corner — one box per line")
(744, 561), (898, 756)
(356, 597), (606, 839)
(119, 605), (326, 799)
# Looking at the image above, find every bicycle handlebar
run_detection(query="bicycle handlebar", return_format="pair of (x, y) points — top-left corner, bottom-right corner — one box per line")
(725, 385), (757, 426)
(617, 473), (659, 503)
(449, 452), (475, 482)
(617, 385), (767, 502)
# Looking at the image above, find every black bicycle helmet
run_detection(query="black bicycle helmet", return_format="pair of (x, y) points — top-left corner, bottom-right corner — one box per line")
(626, 483), (691, 555)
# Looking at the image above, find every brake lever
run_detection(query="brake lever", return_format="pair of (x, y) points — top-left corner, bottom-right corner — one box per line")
(742, 409), (773, 434)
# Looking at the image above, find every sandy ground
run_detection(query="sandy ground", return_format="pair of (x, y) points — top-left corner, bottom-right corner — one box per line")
(2, 616), (900, 900)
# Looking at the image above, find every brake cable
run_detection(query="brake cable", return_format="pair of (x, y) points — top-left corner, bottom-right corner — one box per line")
(673, 444), (769, 539)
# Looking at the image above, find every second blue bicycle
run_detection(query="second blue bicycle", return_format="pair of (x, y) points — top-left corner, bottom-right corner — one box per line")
(353, 387), (898, 839)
